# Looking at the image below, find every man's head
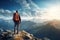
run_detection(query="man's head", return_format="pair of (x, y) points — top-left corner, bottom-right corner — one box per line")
(16, 10), (18, 13)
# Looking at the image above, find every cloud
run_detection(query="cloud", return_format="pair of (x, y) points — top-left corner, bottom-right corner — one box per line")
(0, 9), (12, 14)
(0, 9), (5, 13)
(0, 15), (12, 20)
(0, 0), (47, 23)
(8, 0), (44, 23)
(0, 9), (13, 17)
(15, 0), (31, 9)
(5, 10), (12, 13)
(0, 9), (13, 21)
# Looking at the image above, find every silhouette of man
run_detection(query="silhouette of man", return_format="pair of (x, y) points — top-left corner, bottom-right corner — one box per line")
(13, 10), (21, 34)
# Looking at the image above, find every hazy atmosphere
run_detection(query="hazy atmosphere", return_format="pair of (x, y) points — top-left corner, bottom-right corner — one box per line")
(0, 0), (60, 40)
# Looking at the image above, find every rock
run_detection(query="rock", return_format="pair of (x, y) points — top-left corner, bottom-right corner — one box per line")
(13, 30), (33, 40)
(13, 34), (23, 40)
(0, 29), (41, 40)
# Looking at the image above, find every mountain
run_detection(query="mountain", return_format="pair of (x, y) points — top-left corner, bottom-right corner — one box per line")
(0, 19), (60, 40)
(32, 20), (60, 40)
(21, 20), (60, 40)
(0, 19), (13, 30)
(47, 20), (60, 29)
(0, 28), (44, 40)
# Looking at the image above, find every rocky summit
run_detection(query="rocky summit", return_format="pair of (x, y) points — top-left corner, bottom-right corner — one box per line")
(0, 29), (41, 40)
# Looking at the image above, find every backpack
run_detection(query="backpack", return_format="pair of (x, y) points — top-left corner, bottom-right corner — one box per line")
(13, 13), (20, 21)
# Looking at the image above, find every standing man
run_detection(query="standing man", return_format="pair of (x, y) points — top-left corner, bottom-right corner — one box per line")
(13, 10), (21, 34)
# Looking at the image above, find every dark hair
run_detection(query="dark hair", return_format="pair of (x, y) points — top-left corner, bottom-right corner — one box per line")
(16, 10), (18, 13)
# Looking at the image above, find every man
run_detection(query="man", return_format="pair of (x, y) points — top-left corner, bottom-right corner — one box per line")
(13, 10), (21, 34)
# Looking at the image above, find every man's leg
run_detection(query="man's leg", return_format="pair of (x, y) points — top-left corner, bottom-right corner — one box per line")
(17, 24), (20, 34)
(14, 24), (16, 34)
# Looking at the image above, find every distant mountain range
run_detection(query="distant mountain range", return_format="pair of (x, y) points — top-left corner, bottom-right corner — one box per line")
(0, 19), (60, 40)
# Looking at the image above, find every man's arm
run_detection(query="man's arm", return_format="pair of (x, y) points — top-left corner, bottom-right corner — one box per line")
(19, 15), (21, 23)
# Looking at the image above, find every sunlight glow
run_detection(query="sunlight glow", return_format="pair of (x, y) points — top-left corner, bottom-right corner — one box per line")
(41, 5), (60, 20)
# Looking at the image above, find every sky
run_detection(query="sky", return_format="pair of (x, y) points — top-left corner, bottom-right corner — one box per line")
(0, 0), (60, 10)
(0, 0), (21, 10)
(0, 0), (60, 23)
